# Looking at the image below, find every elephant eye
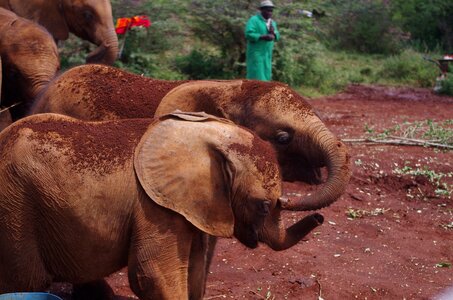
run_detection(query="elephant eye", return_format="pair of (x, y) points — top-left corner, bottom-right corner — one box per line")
(275, 130), (292, 145)
(257, 200), (271, 216)
(83, 10), (94, 22)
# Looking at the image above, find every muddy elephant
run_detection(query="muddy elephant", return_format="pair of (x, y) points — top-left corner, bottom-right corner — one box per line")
(0, 8), (60, 120)
(0, 111), (323, 299)
(32, 64), (351, 211)
(0, 0), (118, 65)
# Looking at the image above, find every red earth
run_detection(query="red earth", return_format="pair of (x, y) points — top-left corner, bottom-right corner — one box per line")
(51, 84), (453, 300)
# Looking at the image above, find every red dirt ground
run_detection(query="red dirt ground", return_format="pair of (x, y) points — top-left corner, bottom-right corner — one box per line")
(51, 84), (453, 300)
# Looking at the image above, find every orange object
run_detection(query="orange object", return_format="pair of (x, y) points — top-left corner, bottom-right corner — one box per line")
(115, 15), (151, 34)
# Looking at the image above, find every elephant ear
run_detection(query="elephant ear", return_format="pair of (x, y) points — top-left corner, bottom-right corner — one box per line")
(9, 0), (69, 40)
(134, 112), (235, 237)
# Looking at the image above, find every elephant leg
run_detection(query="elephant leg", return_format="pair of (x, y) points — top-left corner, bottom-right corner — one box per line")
(72, 279), (114, 300)
(205, 235), (218, 274)
(127, 210), (193, 299)
(188, 232), (212, 300)
(0, 207), (52, 292)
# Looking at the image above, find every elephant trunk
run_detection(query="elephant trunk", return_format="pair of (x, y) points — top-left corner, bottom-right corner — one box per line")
(282, 122), (351, 211)
(86, 30), (119, 65)
(28, 65), (59, 99)
(259, 208), (324, 251)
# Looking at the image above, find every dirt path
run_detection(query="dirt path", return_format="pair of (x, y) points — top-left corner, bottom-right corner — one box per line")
(53, 84), (453, 300)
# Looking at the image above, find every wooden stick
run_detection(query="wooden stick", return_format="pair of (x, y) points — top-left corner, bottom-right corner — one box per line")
(388, 135), (453, 148)
(204, 295), (227, 300)
(342, 137), (453, 150)
(0, 102), (21, 114)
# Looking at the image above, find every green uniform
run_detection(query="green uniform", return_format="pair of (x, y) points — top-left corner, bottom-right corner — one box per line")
(245, 14), (280, 81)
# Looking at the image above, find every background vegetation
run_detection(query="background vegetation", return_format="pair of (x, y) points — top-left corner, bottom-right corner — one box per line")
(60, 0), (452, 96)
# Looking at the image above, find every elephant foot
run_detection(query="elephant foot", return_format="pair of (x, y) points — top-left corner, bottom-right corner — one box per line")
(72, 279), (115, 300)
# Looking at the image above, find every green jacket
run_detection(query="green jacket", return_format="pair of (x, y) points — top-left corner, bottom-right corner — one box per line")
(245, 13), (280, 81)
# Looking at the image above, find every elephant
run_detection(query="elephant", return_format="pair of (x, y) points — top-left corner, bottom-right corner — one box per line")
(31, 64), (351, 211)
(0, 111), (324, 299)
(0, 0), (118, 65)
(0, 8), (60, 120)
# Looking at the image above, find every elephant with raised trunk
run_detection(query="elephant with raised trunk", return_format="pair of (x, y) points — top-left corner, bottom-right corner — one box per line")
(0, 0), (118, 65)
(31, 64), (351, 211)
(0, 112), (323, 299)
(0, 8), (60, 120)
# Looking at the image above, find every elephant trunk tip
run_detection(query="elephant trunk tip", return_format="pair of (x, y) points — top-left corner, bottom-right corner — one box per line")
(312, 213), (324, 225)
(264, 212), (324, 251)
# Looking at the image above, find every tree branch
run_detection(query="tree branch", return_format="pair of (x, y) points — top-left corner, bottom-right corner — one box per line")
(342, 137), (453, 150)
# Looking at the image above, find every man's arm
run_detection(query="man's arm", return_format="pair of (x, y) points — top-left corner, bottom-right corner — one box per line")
(246, 16), (274, 42)
(245, 17), (262, 42)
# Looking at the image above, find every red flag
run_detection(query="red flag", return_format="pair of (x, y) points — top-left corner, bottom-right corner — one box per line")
(131, 15), (151, 28)
(115, 17), (131, 34)
(115, 15), (151, 35)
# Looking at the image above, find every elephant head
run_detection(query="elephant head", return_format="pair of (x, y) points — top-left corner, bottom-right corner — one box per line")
(0, 8), (60, 120)
(135, 112), (324, 250)
(2, 0), (118, 65)
(156, 81), (351, 211)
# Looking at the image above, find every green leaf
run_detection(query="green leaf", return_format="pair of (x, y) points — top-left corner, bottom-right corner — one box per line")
(435, 262), (452, 268)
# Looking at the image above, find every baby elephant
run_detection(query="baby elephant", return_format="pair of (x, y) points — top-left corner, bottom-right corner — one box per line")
(0, 112), (323, 299)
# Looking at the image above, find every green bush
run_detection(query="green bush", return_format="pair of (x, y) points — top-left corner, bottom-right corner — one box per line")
(377, 50), (439, 87)
(438, 74), (453, 96)
(274, 42), (329, 88)
(174, 47), (232, 79)
(59, 35), (92, 70)
(322, 0), (406, 54)
(271, 2), (330, 87)
(188, 0), (251, 78)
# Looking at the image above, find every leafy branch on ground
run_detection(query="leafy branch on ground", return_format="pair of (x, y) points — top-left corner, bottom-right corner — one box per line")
(344, 119), (453, 149)
(393, 163), (452, 197)
(346, 208), (389, 219)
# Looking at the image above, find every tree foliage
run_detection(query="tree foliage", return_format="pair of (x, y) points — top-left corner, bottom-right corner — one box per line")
(319, 0), (406, 54)
(390, 0), (453, 51)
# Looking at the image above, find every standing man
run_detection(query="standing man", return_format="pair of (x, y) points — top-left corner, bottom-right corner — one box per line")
(245, 0), (280, 81)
